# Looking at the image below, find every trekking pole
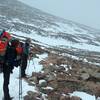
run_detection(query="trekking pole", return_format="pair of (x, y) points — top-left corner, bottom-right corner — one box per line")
(26, 59), (31, 74)
(32, 58), (36, 72)
(19, 66), (22, 100)
(19, 66), (21, 100)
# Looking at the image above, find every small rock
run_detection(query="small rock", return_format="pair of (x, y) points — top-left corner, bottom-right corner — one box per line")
(92, 73), (100, 80)
(60, 95), (70, 100)
(80, 73), (90, 80)
(28, 76), (37, 82)
(71, 96), (82, 100)
(48, 80), (58, 89)
(47, 74), (56, 82)
(48, 92), (61, 100)
(39, 80), (47, 87)
(40, 86), (53, 94)
(24, 95), (31, 100)
(27, 91), (34, 97)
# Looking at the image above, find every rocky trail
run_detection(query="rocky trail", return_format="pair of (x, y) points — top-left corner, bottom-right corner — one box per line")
(0, 33), (100, 100)
(23, 43), (100, 100)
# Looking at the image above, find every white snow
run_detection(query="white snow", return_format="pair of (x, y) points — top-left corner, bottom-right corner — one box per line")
(39, 80), (46, 84)
(9, 67), (37, 99)
(10, 31), (100, 52)
(0, 30), (99, 99)
(42, 86), (53, 90)
(0, 74), (3, 99)
(61, 64), (69, 71)
(71, 91), (96, 100)
(0, 53), (48, 100)
(0, 67), (36, 100)
(0, 51), (99, 100)
(43, 22), (89, 35)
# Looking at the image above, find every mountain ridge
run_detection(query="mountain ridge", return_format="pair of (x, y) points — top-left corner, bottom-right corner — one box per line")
(0, 0), (100, 32)
(0, 0), (100, 50)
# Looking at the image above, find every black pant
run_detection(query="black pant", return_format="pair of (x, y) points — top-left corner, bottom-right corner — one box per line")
(0, 63), (3, 73)
(3, 65), (11, 100)
(21, 54), (28, 77)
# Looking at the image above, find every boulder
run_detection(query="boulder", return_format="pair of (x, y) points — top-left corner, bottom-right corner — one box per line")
(48, 92), (61, 100)
(80, 73), (90, 80)
(40, 86), (54, 94)
(48, 80), (58, 89)
(60, 95), (70, 100)
(92, 73), (100, 80)
(39, 80), (48, 87)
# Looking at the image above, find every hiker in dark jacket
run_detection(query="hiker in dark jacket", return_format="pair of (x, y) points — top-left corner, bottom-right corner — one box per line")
(3, 39), (19, 100)
(21, 38), (31, 77)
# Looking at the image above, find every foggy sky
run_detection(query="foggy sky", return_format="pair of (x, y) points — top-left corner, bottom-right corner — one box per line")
(18, 0), (100, 30)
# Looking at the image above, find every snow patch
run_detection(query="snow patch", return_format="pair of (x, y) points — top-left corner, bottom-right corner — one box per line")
(71, 91), (96, 100)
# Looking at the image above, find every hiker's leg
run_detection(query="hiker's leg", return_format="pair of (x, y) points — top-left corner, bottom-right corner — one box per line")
(21, 65), (25, 77)
(10, 66), (14, 73)
(21, 60), (27, 77)
(21, 54), (28, 77)
(0, 63), (3, 73)
(3, 68), (11, 100)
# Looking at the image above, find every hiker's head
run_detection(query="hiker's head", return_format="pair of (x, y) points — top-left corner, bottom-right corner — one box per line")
(20, 42), (24, 47)
(25, 38), (31, 44)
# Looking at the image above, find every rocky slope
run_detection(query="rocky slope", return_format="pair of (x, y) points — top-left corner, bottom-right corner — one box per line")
(0, 0), (100, 99)
(0, 0), (100, 47)
(22, 43), (100, 100)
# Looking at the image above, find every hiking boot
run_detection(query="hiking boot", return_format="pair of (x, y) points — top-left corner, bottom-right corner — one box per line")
(9, 97), (14, 100)
(21, 75), (25, 77)
(10, 70), (13, 73)
(21, 74), (28, 78)
(3, 97), (14, 100)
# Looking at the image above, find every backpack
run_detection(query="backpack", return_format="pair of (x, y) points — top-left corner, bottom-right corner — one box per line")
(5, 39), (23, 67)
(16, 42), (23, 55)
(0, 31), (12, 63)
(23, 42), (31, 56)
(14, 41), (24, 67)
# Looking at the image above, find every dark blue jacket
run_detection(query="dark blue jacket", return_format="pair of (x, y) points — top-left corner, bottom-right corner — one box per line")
(23, 42), (30, 56)
(4, 44), (17, 67)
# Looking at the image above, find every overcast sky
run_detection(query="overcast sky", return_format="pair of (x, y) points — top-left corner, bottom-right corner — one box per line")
(18, 0), (100, 30)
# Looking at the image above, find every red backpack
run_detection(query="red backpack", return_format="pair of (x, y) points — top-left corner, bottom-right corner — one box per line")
(16, 43), (23, 55)
(0, 31), (12, 63)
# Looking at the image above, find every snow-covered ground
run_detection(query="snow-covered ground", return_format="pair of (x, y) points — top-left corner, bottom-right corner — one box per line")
(0, 53), (47, 100)
(0, 53), (98, 100)
(71, 91), (96, 100)
(0, 31), (99, 100)
(11, 31), (100, 52)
